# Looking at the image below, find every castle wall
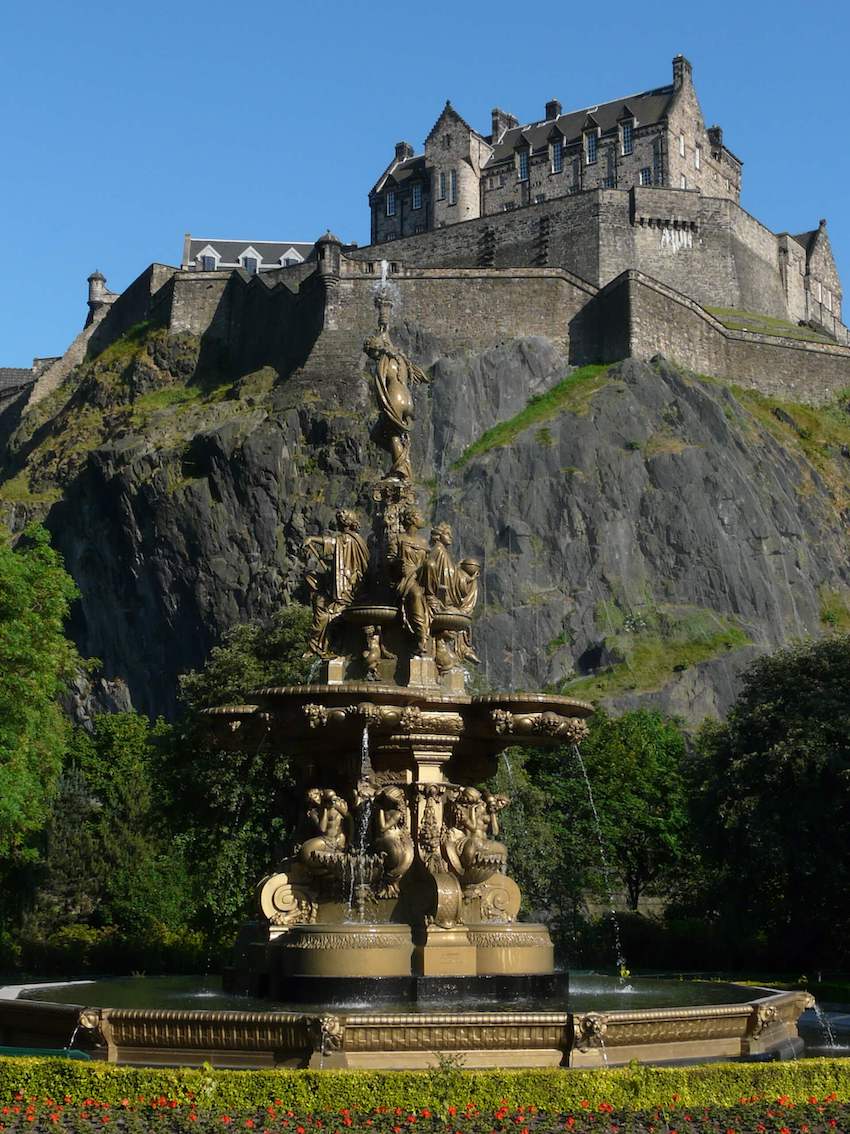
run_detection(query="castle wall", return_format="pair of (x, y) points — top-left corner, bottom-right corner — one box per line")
(601, 271), (850, 404)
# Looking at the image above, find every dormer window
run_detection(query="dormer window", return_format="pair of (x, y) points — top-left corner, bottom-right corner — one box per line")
(551, 143), (563, 174)
(622, 120), (634, 156)
(196, 245), (219, 272)
(411, 183), (422, 209)
(386, 190), (397, 216)
(585, 132), (598, 164)
(200, 255), (216, 272)
(243, 256), (258, 275)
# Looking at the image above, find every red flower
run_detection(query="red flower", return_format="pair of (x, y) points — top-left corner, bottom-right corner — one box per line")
(222, 1117), (232, 1125)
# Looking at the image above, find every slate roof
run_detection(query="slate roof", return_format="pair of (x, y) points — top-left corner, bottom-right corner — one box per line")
(791, 230), (819, 255)
(0, 367), (34, 395)
(185, 238), (315, 269)
(485, 84), (676, 164)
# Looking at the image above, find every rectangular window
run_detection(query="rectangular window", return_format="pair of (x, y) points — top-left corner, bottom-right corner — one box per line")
(679, 133), (685, 157)
(448, 168), (457, 204)
(680, 174), (687, 189)
(653, 141), (663, 185)
(200, 255), (216, 271)
(386, 190), (397, 216)
(411, 183), (422, 210)
(438, 172), (446, 200)
(603, 175), (615, 189)
(518, 150), (529, 180)
(243, 256), (258, 275)
(552, 143), (563, 173)
(694, 145), (701, 170)
(534, 193), (546, 203)
(414, 224), (425, 234)
(585, 132), (597, 164)
(639, 167), (652, 186)
(622, 121), (634, 155)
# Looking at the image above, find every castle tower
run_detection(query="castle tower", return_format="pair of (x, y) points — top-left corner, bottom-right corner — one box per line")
(85, 270), (117, 327)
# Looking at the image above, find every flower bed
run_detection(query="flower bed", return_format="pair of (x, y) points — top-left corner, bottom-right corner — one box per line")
(0, 1092), (849, 1134)
(2, 1061), (850, 1131)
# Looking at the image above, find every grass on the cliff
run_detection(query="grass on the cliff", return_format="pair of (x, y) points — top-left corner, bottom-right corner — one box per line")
(562, 601), (750, 700)
(452, 363), (611, 469)
(705, 306), (836, 343)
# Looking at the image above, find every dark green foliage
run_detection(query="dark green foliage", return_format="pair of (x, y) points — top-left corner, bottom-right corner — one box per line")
(159, 605), (313, 949)
(0, 526), (80, 861)
(688, 634), (850, 968)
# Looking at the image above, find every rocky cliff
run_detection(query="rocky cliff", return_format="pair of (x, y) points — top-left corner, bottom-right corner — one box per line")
(1, 319), (848, 724)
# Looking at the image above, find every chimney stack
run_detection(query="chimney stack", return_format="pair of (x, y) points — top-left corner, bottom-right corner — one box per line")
(673, 54), (693, 90)
(491, 107), (519, 141)
(545, 98), (562, 120)
(394, 141), (414, 163)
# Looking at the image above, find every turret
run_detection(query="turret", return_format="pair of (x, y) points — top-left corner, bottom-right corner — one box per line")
(85, 270), (117, 326)
(315, 231), (343, 279)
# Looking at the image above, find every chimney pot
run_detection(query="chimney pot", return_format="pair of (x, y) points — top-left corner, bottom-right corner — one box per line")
(545, 99), (562, 120)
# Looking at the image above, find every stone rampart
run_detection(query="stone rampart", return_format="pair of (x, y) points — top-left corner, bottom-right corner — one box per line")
(600, 271), (850, 404)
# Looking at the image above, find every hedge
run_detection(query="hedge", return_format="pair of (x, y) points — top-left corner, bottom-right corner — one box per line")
(1, 1058), (850, 1112)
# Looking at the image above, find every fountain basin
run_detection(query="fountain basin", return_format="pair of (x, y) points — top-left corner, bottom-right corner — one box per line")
(0, 976), (813, 1069)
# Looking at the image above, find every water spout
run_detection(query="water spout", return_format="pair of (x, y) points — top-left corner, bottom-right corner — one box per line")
(570, 744), (628, 981)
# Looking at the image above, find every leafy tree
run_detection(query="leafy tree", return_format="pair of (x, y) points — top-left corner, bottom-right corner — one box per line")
(690, 634), (850, 968)
(0, 524), (80, 861)
(162, 605), (312, 946)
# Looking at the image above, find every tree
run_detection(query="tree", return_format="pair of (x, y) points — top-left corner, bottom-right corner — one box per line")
(162, 605), (313, 945)
(0, 525), (80, 861)
(690, 634), (850, 968)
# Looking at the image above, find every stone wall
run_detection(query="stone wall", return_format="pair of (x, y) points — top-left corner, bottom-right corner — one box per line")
(601, 271), (850, 404)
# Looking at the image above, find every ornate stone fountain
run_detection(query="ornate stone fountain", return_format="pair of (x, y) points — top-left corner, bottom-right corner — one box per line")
(207, 292), (591, 1003)
(0, 288), (816, 1067)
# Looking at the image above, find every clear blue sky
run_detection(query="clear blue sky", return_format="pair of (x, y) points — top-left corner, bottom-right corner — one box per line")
(2, 0), (848, 366)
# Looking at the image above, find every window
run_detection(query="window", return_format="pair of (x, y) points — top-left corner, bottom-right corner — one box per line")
(411, 183), (422, 210)
(585, 132), (597, 164)
(414, 224), (425, 234)
(448, 168), (457, 204)
(386, 190), (397, 216)
(552, 143), (563, 173)
(679, 133), (685, 157)
(694, 145), (701, 170)
(200, 255), (216, 271)
(639, 167), (652, 186)
(826, 288), (833, 311)
(603, 175), (615, 188)
(518, 150), (529, 180)
(680, 174), (687, 189)
(503, 201), (516, 211)
(653, 140), (663, 186)
(438, 171), (447, 200)
(534, 193), (546, 203)
(243, 256), (258, 275)
(622, 120), (634, 155)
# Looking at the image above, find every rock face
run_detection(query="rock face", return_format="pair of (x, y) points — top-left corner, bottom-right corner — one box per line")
(1, 322), (849, 724)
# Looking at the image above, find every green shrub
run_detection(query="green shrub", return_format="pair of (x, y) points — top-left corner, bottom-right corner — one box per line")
(1, 1059), (850, 1112)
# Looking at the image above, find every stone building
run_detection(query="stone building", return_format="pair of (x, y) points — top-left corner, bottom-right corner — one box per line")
(181, 235), (314, 275)
(369, 56), (742, 244)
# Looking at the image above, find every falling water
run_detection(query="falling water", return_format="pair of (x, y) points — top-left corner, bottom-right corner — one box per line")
(570, 744), (628, 981)
(813, 1000), (838, 1049)
(345, 726), (375, 921)
(361, 724), (371, 777)
(67, 1023), (81, 1050)
(306, 658), (321, 685)
(380, 259), (389, 288)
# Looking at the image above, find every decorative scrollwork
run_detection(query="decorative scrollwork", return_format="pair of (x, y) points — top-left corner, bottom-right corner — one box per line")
(751, 1004), (779, 1037)
(491, 709), (514, 734)
(399, 706), (423, 731)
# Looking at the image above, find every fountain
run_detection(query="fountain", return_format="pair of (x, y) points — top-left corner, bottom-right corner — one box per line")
(0, 292), (814, 1068)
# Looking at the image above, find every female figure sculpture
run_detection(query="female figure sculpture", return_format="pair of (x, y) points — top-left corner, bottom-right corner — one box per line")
(303, 509), (369, 658)
(373, 786), (415, 897)
(363, 330), (429, 482)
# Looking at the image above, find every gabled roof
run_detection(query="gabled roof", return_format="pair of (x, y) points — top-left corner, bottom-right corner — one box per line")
(485, 84), (675, 164)
(372, 154), (428, 195)
(425, 100), (486, 147)
(185, 238), (314, 268)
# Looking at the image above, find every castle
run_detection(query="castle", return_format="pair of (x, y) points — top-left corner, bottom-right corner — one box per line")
(17, 56), (850, 409)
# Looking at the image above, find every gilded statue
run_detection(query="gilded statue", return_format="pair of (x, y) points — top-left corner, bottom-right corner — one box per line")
(422, 522), (460, 613)
(303, 509), (369, 658)
(373, 786), (415, 897)
(388, 505), (430, 654)
(421, 524), (482, 668)
(362, 624), (395, 682)
(363, 330), (429, 482)
(455, 557), (481, 665)
(443, 787), (509, 885)
(298, 788), (349, 872)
